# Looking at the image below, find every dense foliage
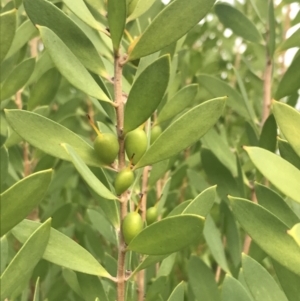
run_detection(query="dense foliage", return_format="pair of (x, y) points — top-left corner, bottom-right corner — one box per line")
(1, 0), (300, 300)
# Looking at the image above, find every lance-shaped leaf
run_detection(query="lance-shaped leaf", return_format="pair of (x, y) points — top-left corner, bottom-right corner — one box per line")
(244, 146), (300, 203)
(198, 74), (249, 120)
(157, 84), (198, 124)
(0, 219), (51, 300)
(242, 254), (289, 301)
(277, 28), (300, 52)
(127, 214), (205, 255)
(128, 0), (216, 60)
(0, 146), (8, 189)
(272, 101), (300, 158)
(124, 55), (170, 133)
(62, 144), (117, 200)
(4, 109), (104, 167)
(38, 26), (111, 103)
(0, 169), (53, 237)
(127, 0), (157, 22)
(0, 9), (17, 63)
(0, 58), (35, 101)
(275, 54), (300, 99)
(12, 219), (112, 278)
(167, 281), (185, 301)
(134, 97), (226, 168)
(215, 3), (262, 43)
(63, 0), (104, 31)
(187, 256), (221, 301)
(221, 274), (252, 301)
(24, 0), (106, 76)
(229, 196), (300, 276)
(287, 223), (300, 248)
(183, 185), (216, 217)
(268, 0), (276, 57)
(278, 138), (300, 169)
(108, 0), (126, 52)
(259, 114), (277, 153)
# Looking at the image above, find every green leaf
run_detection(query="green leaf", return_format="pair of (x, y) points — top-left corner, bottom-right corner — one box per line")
(183, 185), (216, 217)
(242, 254), (288, 301)
(244, 146), (300, 203)
(167, 281), (184, 301)
(0, 219), (51, 300)
(23, 0), (106, 76)
(0, 236), (8, 274)
(272, 260), (300, 301)
(108, 0), (126, 52)
(0, 57), (35, 101)
(215, 3), (262, 43)
(128, 0), (216, 60)
(197, 74), (250, 120)
(0, 9), (17, 63)
(124, 55), (170, 133)
(77, 273), (109, 301)
(229, 196), (300, 276)
(278, 138), (300, 169)
(187, 256), (221, 301)
(0, 146), (8, 189)
(157, 253), (177, 277)
(272, 101), (300, 158)
(38, 26), (111, 103)
(63, 0), (104, 31)
(62, 268), (82, 297)
(259, 114), (277, 153)
(62, 144), (117, 200)
(135, 97), (226, 168)
(4, 109), (104, 167)
(277, 28), (300, 52)
(157, 84), (198, 124)
(168, 200), (192, 217)
(28, 68), (61, 110)
(275, 54), (300, 99)
(5, 19), (38, 59)
(127, 214), (205, 255)
(255, 182), (299, 228)
(287, 223), (300, 247)
(33, 277), (40, 301)
(127, 0), (157, 22)
(0, 169), (52, 237)
(268, 0), (276, 57)
(12, 219), (112, 278)
(222, 274), (253, 301)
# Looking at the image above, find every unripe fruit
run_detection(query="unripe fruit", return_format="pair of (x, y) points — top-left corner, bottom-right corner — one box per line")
(94, 133), (119, 165)
(122, 212), (143, 244)
(146, 206), (158, 225)
(114, 167), (134, 195)
(125, 128), (147, 164)
(150, 125), (162, 144)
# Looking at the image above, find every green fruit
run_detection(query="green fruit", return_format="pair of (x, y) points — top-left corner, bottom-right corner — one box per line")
(150, 125), (162, 144)
(125, 128), (147, 164)
(114, 168), (134, 195)
(146, 207), (158, 225)
(94, 133), (119, 165)
(122, 212), (143, 244)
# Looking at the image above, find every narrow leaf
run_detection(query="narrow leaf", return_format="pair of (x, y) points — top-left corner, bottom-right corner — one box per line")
(127, 215), (205, 255)
(242, 254), (288, 301)
(124, 55), (170, 133)
(167, 281), (185, 301)
(244, 146), (300, 203)
(0, 9), (17, 63)
(222, 274), (252, 301)
(277, 28), (300, 52)
(38, 26), (111, 103)
(12, 220), (111, 278)
(183, 185), (216, 217)
(24, 0), (106, 76)
(0, 219), (51, 300)
(229, 196), (300, 276)
(127, 0), (157, 22)
(108, 0), (126, 52)
(33, 277), (40, 301)
(4, 109), (104, 167)
(278, 138), (300, 169)
(63, 144), (117, 200)
(268, 0), (276, 57)
(272, 101), (300, 158)
(0, 58), (35, 101)
(259, 114), (277, 153)
(0, 146), (8, 189)
(128, 0), (216, 60)
(215, 3), (262, 43)
(0, 169), (52, 236)
(157, 84), (198, 124)
(135, 97), (226, 168)
(187, 256), (221, 301)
